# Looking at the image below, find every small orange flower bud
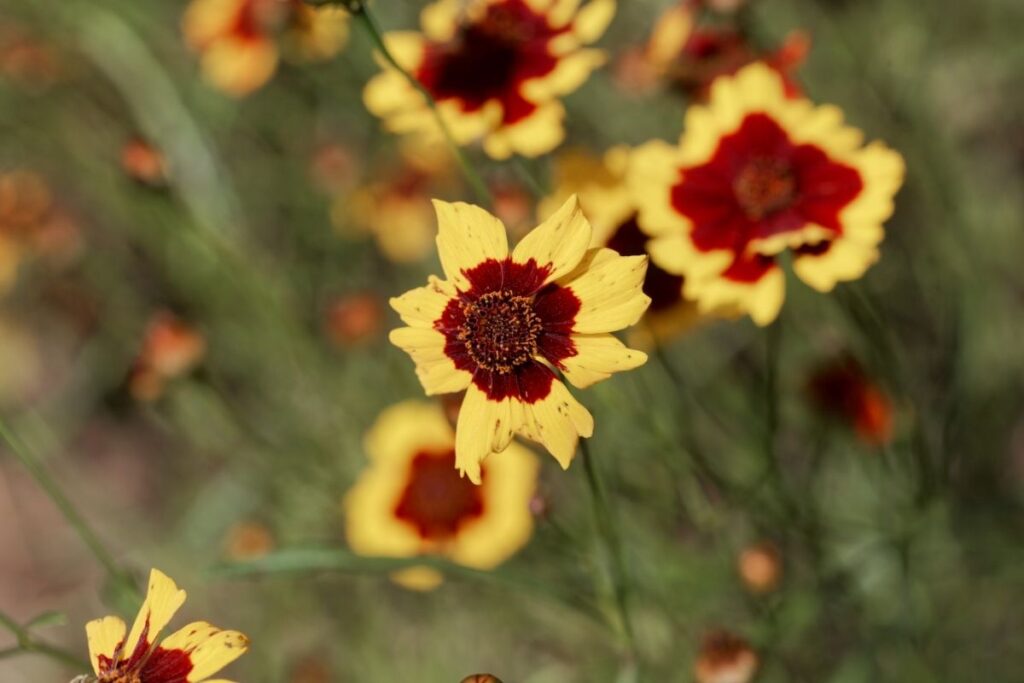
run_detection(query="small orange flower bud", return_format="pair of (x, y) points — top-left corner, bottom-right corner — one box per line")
(695, 631), (758, 683)
(490, 182), (533, 237)
(223, 521), (275, 561)
(461, 675), (503, 683)
(121, 138), (168, 186)
(130, 313), (206, 401)
(737, 542), (781, 594)
(325, 293), (383, 347)
(310, 142), (357, 194)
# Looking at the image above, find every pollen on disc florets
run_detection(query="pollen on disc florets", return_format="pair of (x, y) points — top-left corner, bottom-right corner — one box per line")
(458, 290), (542, 374)
(733, 157), (797, 219)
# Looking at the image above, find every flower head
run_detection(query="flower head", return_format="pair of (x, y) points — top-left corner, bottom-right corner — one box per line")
(389, 196), (650, 482)
(631, 63), (905, 325)
(364, 0), (615, 159)
(540, 147), (700, 341)
(129, 313), (206, 402)
(85, 569), (248, 683)
(344, 401), (539, 589)
(695, 631), (758, 683)
(807, 355), (893, 445)
(737, 541), (782, 593)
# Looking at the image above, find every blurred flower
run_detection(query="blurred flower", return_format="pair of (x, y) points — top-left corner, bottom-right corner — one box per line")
(344, 401), (538, 590)
(309, 141), (358, 194)
(631, 63), (905, 325)
(540, 147), (700, 342)
(737, 541), (781, 593)
(129, 313), (206, 402)
(121, 138), (168, 187)
(695, 630), (758, 683)
(490, 180), (534, 237)
(84, 568), (248, 682)
(807, 356), (893, 445)
(364, 0), (615, 159)
(183, 0), (348, 97)
(223, 520), (275, 560)
(339, 141), (454, 264)
(324, 292), (384, 347)
(618, 1), (807, 99)
(289, 655), (332, 683)
(389, 196), (650, 482)
(0, 25), (60, 92)
(461, 676), (504, 683)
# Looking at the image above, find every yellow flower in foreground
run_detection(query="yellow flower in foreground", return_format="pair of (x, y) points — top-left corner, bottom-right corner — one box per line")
(85, 569), (248, 683)
(540, 147), (701, 342)
(389, 195), (651, 483)
(631, 63), (905, 325)
(364, 0), (616, 159)
(345, 401), (538, 590)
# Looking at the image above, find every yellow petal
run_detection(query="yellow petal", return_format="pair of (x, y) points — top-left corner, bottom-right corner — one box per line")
(421, 0), (463, 41)
(391, 566), (445, 591)
(389, 276), (456, 326)
(455, 384), (521, 484)
(646, 3), (693, 66)
(363, 400), (455, 464)
(389, 327), (472, 395)
(558, 248), (651, 334)
(482, 100), (567, 159)
(159, 621), (249, 682)
(512, 194), (592, 283)
(521, 379), (593, 468)
(124, 569), (187, 658)
(573, 0), (616, 43)
(793, 240), (879, 293)
(560, 334), (648, 388)
(86, 615), (126, 675)
(521, 49), (606, 101)
(433, 199), (510, 289)
(199, 37), (278, 98)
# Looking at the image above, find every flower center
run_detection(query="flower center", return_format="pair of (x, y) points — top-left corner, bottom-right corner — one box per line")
(394, 450), (485, 540)
(458, 290), (541, 374)
(733, 157), (796, 219)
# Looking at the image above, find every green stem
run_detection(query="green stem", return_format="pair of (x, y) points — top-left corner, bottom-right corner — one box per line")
(0, 610), (90, 671)
(345, 1), (494, 207)
(0, 420), (124, 585)
(578, 439), (637, 663)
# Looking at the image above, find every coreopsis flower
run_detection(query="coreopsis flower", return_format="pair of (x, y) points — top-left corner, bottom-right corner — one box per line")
(389, 196), (650, 482)
(695, 631), (758, 683)
(633, 1), (808, 100)
(807, 356), (893, 445)
(129, 313), (206, 402)
(84, 569), (248, 682)
(631, 63), (905, 325)
(540, 148), (699, 341)
(183, 0), (348, 97)
(737, 541), (781, 593)
(344, 401), (539, 589)
(363, 0), (616, 159)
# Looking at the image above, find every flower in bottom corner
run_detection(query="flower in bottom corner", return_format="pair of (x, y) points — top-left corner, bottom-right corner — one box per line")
(389, 195), (651, 483)
(84, 568), (248, 683)
(344, 400), (539, 590)
(631, 62), (905, 326)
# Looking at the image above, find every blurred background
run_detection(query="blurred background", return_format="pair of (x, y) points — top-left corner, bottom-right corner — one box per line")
(1, 0), (1024, 680)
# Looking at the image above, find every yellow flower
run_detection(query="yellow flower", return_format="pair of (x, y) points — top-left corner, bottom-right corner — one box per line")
(631, 63), (905, 325)
(389, 195), (650, 483)
(344, 400), (539, 590)
(364, 0), (616, 159)
(85, 569), (248, 683)
(540, 147), (701, 342)
(183, 0), (348, 97)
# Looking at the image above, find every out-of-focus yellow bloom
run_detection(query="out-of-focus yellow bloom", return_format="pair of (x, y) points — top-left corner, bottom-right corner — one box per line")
(129, 312), (207, 402)
(695, 631), (758, 683)
(389, 195), (650, 482)
(631, 63), (905, 325)
(84, 569), (248, 683)
(344, 401), (538, 590)
(364, 0), (616, 159)
(338, 141), (456, 264)
(183, 0), (348, 97)
(539, 147), (700, 342)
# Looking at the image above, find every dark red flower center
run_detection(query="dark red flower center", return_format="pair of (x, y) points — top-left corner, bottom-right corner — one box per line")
(733, 157), (796, 219)
(394, 449), (485, 540)
(605, 216), (684, 312)
(670, 112), (864, 283)
(436, 258), (580, 404)
(416, 0), (566, 125)
(458, 290), (542, 374)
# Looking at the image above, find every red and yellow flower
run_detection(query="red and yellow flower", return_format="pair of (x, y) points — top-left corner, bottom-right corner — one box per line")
(389, 195), (650, 483)
(364, 0), (615, 159)
(631, 63), (905, 325)
(85, 569), (248, 683)
(183, 0), (349, 97)
(344, 400), (538, 590)
(540, 147), (700, 342)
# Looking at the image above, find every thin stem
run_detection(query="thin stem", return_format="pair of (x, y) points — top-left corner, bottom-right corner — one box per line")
(0, 610), (90, 671)
(344, 1), (494, 207)
(578, 439), (637, 662)
(0, 420), (124, 584)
